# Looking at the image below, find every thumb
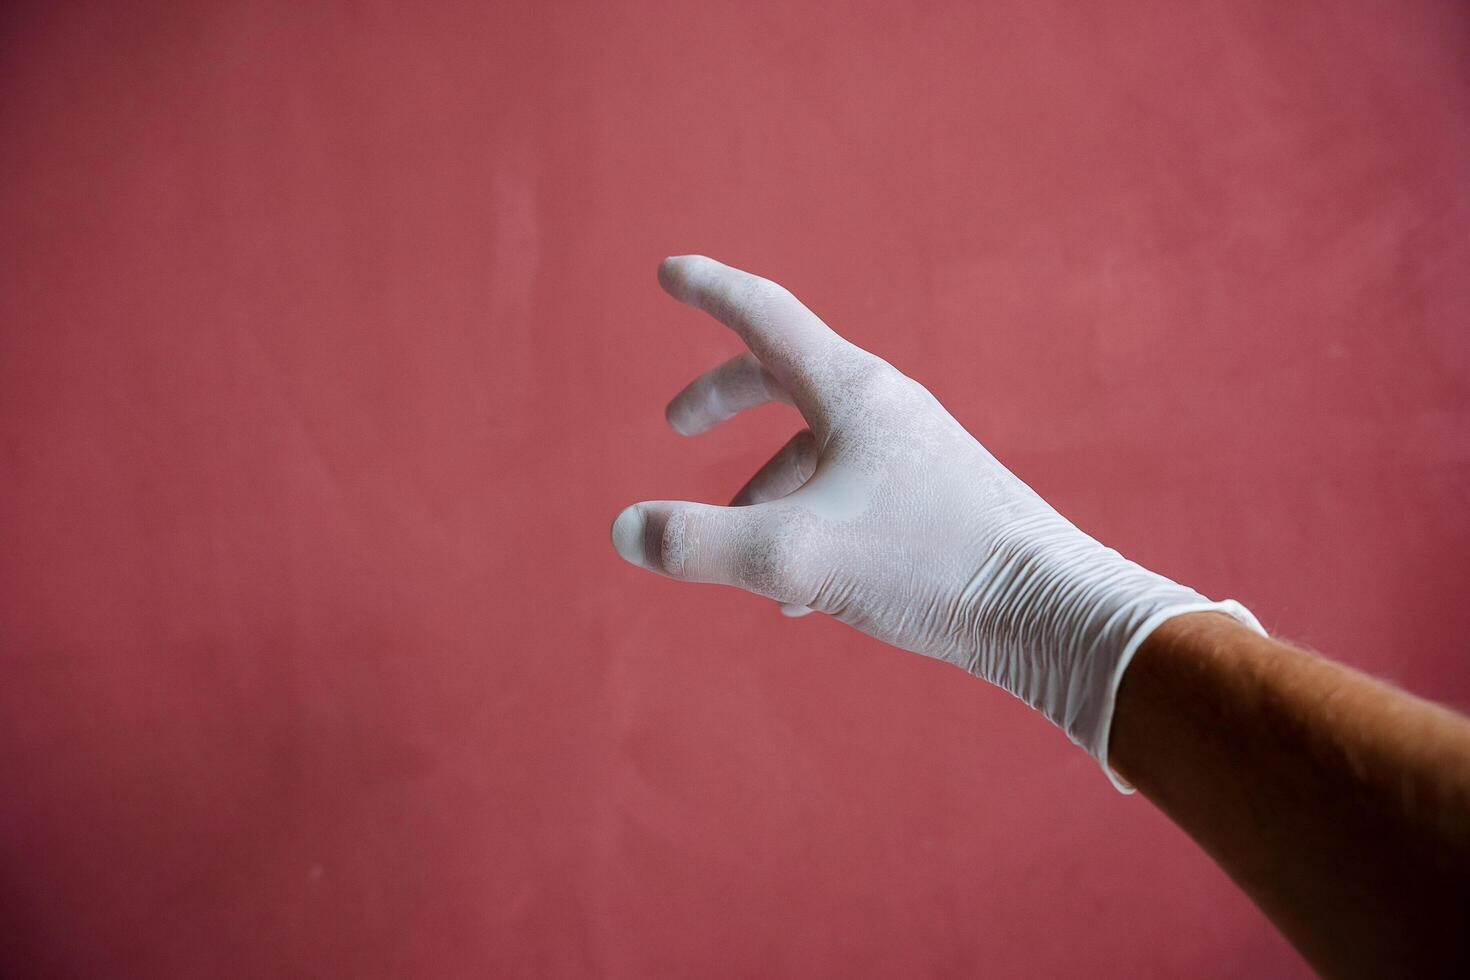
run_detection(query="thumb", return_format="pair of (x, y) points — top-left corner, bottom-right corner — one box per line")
(611, 500), (821, 603)
(610, 500), (772, 590)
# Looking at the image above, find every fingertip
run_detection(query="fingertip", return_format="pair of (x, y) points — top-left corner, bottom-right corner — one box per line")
(656, 255), (686, 295)
(610, 505), (647, 567)
(657, 254), (715, 299)
(663, 399), (697, 437)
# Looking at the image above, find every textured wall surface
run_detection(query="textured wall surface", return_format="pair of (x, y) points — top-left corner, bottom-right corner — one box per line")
(3, 1), (1468, 976)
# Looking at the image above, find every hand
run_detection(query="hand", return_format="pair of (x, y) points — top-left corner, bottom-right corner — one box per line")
(612, 256), (1259, 785)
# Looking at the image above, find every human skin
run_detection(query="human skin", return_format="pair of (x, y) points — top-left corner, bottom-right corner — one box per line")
(1113, 613), (1470, 978)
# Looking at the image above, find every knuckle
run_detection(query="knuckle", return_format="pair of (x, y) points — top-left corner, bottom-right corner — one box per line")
(903, 374), (940, 407)
(738, 510), (819, 598)
(649, 509), (688, 578)
(837, 356), (904, 406)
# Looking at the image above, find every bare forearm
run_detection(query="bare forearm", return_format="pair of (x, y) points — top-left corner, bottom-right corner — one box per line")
(1110, 613), (1470, 978)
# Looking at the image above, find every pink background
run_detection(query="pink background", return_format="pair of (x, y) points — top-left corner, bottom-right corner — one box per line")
(3, 1), (1468, 976)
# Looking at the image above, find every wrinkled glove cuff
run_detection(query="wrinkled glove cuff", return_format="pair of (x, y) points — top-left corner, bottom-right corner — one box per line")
(964, 517), (1264, 793)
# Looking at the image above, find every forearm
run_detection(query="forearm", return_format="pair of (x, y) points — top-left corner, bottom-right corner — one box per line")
(1110, 613), (1470, 979)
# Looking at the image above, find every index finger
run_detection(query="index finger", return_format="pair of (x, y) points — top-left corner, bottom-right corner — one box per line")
(657, 255), (855, 392)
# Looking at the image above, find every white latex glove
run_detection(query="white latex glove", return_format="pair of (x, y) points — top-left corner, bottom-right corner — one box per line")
(611, 256), (1262, 789)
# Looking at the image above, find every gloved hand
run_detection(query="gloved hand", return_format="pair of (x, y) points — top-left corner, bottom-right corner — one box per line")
(611, 255), (1262, 789)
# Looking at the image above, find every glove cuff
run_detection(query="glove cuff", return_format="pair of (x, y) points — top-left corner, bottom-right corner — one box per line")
(966, 520), (1264, 792)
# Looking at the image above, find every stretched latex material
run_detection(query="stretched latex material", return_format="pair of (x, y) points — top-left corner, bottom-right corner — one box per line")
(613, 257), (1263, 785)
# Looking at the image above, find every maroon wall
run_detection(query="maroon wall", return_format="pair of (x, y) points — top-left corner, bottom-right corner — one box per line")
(3, 1), (1468, 976)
